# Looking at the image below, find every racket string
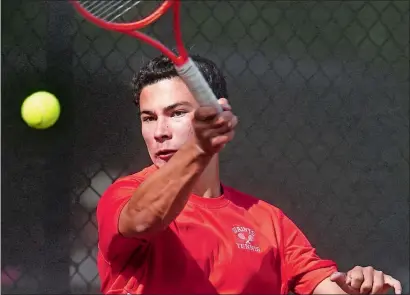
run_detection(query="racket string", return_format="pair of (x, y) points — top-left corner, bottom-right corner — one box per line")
(84, 1), (108, 15)
(107, 1), (142, 22)
(78, 0), (149, 23)
(82, 1), (112, 16)
(98, 1), (132, 21)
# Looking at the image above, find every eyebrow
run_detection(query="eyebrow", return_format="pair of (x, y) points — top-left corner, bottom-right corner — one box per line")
(139, 101), (194, 117)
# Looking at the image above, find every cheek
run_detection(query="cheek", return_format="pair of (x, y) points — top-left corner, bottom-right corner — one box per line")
(173, 119), (194, 139)
(141, 125), (155, 146)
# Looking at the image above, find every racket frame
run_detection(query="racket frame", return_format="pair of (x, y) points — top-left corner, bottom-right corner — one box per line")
(71, 0), (222, 111)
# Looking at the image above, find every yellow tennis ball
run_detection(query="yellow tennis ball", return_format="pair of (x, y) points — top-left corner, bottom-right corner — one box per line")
(21, 91), (61, 129)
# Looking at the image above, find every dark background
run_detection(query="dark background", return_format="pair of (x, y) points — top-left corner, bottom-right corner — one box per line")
(2, 1), (409, 294)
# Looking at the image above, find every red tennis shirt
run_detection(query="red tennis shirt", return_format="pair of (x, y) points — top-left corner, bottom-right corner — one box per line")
(97, 165), (337, 294)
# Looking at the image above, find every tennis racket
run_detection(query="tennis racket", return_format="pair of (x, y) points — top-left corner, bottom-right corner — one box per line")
(71, 0), (222, 112)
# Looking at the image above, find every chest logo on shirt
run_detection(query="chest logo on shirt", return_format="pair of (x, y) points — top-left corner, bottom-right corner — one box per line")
(232, 226), (261, 253)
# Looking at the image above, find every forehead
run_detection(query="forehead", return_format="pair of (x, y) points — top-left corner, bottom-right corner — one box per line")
(139, 77), (199, 111)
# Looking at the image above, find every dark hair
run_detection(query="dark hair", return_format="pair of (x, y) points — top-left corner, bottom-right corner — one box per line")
(131, 54), (228, 107)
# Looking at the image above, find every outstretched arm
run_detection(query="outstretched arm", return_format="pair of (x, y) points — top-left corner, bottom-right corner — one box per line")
(121, 100), (237, 238)
(313, 267), (402, 295)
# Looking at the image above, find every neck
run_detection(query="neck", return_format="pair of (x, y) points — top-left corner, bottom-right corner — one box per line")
(192, 155), (221, 198)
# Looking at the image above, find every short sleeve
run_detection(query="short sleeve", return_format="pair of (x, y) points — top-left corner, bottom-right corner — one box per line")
(279, 211), (338, 294)
(97, 178), (148, 263)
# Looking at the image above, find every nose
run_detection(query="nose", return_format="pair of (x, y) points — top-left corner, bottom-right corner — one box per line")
(154, 118), (172, 143)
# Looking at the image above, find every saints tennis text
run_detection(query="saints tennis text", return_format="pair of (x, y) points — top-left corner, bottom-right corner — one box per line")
(232, 226), (261, 253)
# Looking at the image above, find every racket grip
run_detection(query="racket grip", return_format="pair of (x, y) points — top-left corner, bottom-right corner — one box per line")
(175, 58), (223, 113)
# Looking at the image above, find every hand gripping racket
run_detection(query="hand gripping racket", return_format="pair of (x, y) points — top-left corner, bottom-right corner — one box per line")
(71, 0), (222, 112)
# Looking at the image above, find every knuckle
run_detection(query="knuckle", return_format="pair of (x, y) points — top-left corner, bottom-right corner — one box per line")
(216, 118), (228, 127)
(199, 107), (217, 118)
(222, 112), (232, 119)
(351, 274), (363, 281)
(223, 110), (233, 116)
(220, 113), (232, 124)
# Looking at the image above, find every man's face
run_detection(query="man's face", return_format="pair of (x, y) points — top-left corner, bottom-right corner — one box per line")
(139, 77), (200, 167)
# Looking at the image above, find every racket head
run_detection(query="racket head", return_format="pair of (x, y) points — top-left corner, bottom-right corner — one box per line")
(71, 0), (174, 31)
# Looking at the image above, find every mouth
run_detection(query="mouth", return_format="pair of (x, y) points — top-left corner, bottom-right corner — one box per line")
(156, 149), (177, 161)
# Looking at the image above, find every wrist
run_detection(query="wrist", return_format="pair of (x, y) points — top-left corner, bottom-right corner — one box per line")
(180, 139), (213, 164)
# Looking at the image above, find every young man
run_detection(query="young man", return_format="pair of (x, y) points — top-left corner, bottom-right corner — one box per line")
(97, 55), (402, 294)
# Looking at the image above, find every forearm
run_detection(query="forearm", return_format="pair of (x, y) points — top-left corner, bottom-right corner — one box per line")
(119, 141), (212, 238)
(313, 277), (348, 294)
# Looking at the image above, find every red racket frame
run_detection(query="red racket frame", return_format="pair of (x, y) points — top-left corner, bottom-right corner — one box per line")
(71, 0), (188, 66)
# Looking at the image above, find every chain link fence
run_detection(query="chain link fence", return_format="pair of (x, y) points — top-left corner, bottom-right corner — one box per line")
(2, 1), (409, 294)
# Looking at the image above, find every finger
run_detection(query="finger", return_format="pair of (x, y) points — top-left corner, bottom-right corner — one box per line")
(371, 271), (384, 294)
(350, 267), (365, 290)
(226, 115), (238, 129)
(194, 106), (219, 122)
(208, 120), (235, 137)
(194, 113), (232, 131)
(211, 130), (235, 147)
(213, 111), (235, 127)
(346, 275), (352, 286)
(203, 115), (236, 138)
(199, 115), (237, 143)
(360, 266), (374, 294)
(217, 97), (231, 112)
(221, 103), (232, 111)
(218, 97), (230, 107)
(330, 272), (347, 284)
(383, 275), (402, 295)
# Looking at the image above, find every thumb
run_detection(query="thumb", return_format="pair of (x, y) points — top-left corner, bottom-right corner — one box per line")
(330, 272), (357, 294)
(330, 272), (347, 284)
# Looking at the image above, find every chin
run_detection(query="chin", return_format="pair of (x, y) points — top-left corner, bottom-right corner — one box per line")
(153, 158), (167, 168)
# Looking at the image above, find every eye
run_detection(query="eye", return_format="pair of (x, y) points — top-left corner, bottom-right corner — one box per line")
(172, 110), (187, 118)
(141, 116), (155, 122)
